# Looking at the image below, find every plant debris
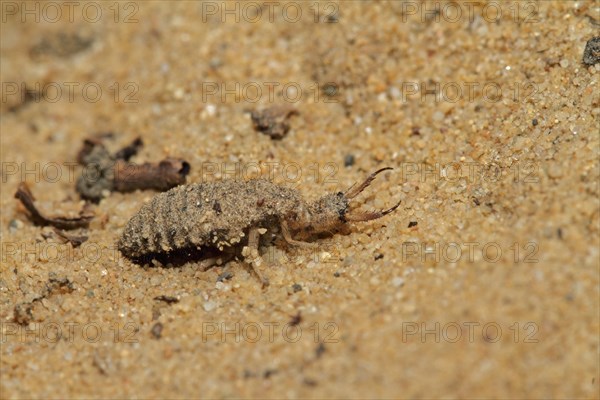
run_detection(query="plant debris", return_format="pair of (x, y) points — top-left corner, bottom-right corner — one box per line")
(13, 275), (75, 325)
(14, 183), (94, 230)
(263, 369), (278, 379)
(112, 158), (191, 193)
(76, 136), (190, 202)
(29, 32), (94, 59)
(303, 378), (318, 387)
(53, 228), (88, 247)
(250, 105), (298, 139)
(45, 275), (76, 295)
(5, 85), (44, 113)
(13, 303), (33, 325)
(113, 137), (143, 161)
(289, 311), (302, 326)
(153, 295), (179, 304)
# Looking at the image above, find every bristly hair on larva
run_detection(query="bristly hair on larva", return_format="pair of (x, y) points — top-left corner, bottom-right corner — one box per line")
(118, 167), (400, 286)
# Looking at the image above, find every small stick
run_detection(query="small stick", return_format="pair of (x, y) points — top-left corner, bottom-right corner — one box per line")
(14, 183), (94, 230)
(53, 228), (88, 247)
(113, 159), (190, 193)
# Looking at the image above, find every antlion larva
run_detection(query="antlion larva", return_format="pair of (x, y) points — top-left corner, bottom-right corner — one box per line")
(118, 168), (400, 285)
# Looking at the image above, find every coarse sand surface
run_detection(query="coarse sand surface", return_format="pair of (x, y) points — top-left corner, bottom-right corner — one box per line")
(1, 1), (599, 398)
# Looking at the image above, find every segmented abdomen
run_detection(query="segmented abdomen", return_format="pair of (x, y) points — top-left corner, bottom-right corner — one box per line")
(118, 184), (205, 258)
(118, 180), (302, 259)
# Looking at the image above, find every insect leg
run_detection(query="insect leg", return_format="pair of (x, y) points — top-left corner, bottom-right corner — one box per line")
(197, 253), (234, 271)
(243, 227), (270, 287)
(280, 219), (317, 248)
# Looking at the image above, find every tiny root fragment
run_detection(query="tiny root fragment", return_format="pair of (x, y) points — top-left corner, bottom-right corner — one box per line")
(53, 228), (88, 247)
(250, 105), (298, 140)
(14, 183), (94, 230)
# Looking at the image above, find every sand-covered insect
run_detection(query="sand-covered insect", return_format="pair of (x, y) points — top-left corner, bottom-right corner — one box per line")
(118, 167), (400, 285)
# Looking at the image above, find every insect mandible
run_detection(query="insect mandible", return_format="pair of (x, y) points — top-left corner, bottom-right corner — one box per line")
(118, 167), (400, 286)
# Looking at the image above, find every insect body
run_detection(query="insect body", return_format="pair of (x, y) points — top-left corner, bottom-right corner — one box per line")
(118, 168), (400, 285)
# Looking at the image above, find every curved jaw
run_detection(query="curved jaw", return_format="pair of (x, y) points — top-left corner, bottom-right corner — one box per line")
(344, 167), (401, 222)
(344, 200), (401, 222)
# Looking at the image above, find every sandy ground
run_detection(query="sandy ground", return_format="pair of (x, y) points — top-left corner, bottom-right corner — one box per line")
(1, 1), (599, 398)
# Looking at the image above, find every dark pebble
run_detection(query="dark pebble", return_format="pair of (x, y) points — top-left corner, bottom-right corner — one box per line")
(322, 83), (338, 97)
(303, 378), (318, 386)
(315, 343), (326, 358)
(582, 36), (600, 66)
(151, 322), (163, 339)
(217, 271), (233, 282)
(154, 295), (179, 304)
(263, 369), (278, 379)
(344, 154), (355, 167)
